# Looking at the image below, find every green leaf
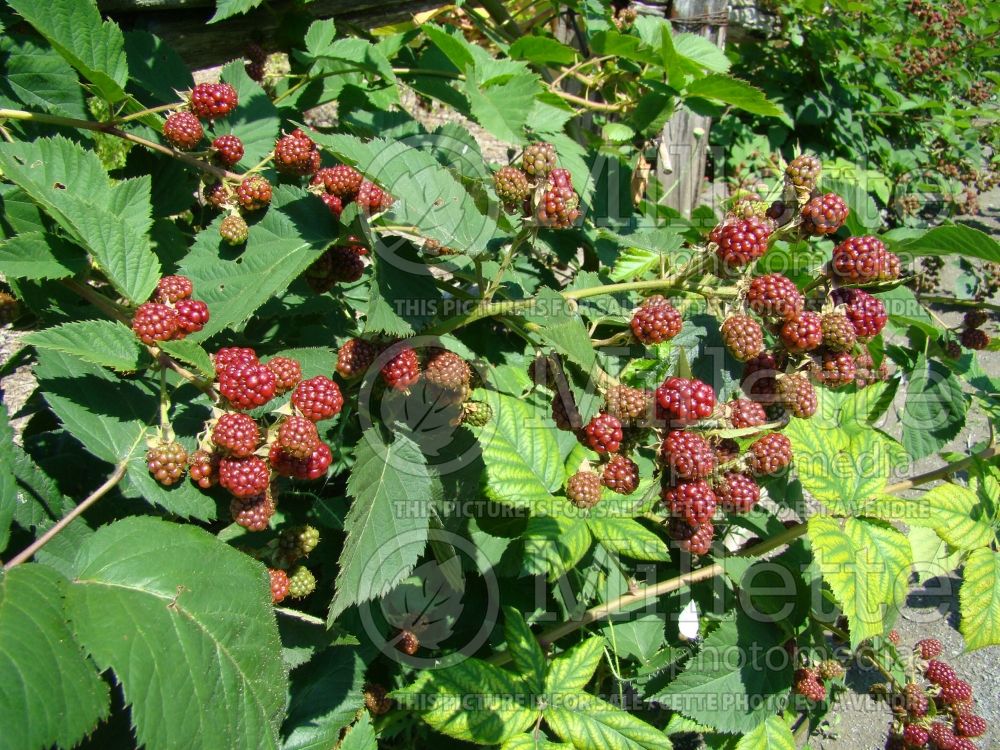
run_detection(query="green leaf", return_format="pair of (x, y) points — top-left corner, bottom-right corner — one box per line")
(0, 405), (15, 551)
(509, 36), (578, 65)
(503, 734), (575, 750)
(26, 320), (143, 372)
(0, 231), (88, 280)
(544, 691), (672, 750)
(896, 223), (1000, 263)
(339, 713), (378, 750)
(209, 0), (263, 23)
(523, 288), (597, 371)
(844, 518), (912, 633)
(7, 0), (128, 102)
(479, 393), (563, 508)
(503, 606), (547, 693)
(545, 637), (604, 695)
(282, 646), (366, 750)
(0, 32), (87, 118)
(824, 177), (881, 234)
(901, 355), (966, 459)
(908, 526), (962, 584)
(522, 514), (593, 580)
(588, 518), (670, 561)
(602, 123), (636, 143)
(734, 716), (795, 750)
(365, 246), (441, 337)
(67, 517), (287, 749)
(464, 73), (542, 144)
(960, 548), (1000, 651)
(610, 247), (660, 282)
(158, 338), (215, 379)
(329, 430), (432, 621)
(220, 62), (282, 167)
(685, 75), (783, 117)
(878, 286), (937, 336)
(866, 483), (993, 551)
(672, 33), (730, 73)
(395, 659), (536, 744)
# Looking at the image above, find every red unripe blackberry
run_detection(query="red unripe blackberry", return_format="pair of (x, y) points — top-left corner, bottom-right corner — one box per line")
(960, 327), (990, 350)
(927, 723), (957, 750)
(381, 346), (421, 391)
(147, 441), (188, 485)
(741, 351), (781, 406)
(327, 245), (366, 283)
(831, 288), (887, 339)
(552, 392), (583, 431)
(713, 472), (760, 512)
(776, 373), (818, 418)
(548, 168), (573, 188)
(748, 432), (793, 475)
(162, 112), (203, 150)
(276, 415), (321, 460)
(902, 724), (929, 748)
(218, 360), (277, 410)
(812, 350), (857, 388)
(356, 180), (394, 213)
(269, 568), (290, 603)
(604, 385), (652, 424)
(661, 480), (717, 526)
(219, 455), (270, 497)
(189, 82), (238, 119)
(747, 273), (804, 321)
(801, 193), (848, 236)
(291, 376), (343, 422)
(954, 714), (987, 738)
(319, 193), (343, 217)
(337, 338), (379, 379)
(793, 668), (826, 702)
(940, 679), (973, 705)
(236, 175), (272, 211)
(214, 346), (258, 373)
(903, 682), (929, 717)
(817, 659), (845, 681)
(395, 628), (419, 655)
(229, 491), (274, 531)
(265, 356), (302, 393)
(924, 660), (956, 685)
(493, 166), (531, 207)
(728, 398), (767, 429)
(780, 311), (823, 353)
(424, 349), (471, 394)
(521, 142), (557, 178)
(660, 430), (715, 480)
(212, 412), (260, 457)
(211, 134), (244, 166)
(155, 275), (193, 303)
(584, 413), (623, 454)
(188, 449), (219, 489)
(268, 441), (332, 480)
(713, 217), (772, 266)
(887, 629), (900, 644)
(786, 154), (822, 189)
(220, 214), (249, 246)
(203, 181), (229, 209)
(915, 638), (943, 660)
(535, 183), (580, 229)
(821, 312), (858, 352)
(312, 164), (364, 198)
(951, 739), (978, 750)
(963, 310), (987, 329)
(602, 454), (639, 495)
(274, 130), (319, 176)
(655, 377), (716, 425)
(854, 351), (890, 388)
(675, 520), (714, 555)
(832, 235), (901, 281)
(631, 295), (682, 344)
(566, 470), (602, 508)
(721, 314), (765, 361)
(174, 299), (210, 335)
(132, 302), (179, 344)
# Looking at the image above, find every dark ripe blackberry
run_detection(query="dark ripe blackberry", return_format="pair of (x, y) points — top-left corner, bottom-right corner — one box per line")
(356, 180), (394, 213)
(328, 245), (366, 283)
(276, 415), (321, 459)
(337, 338), (379, 379)
(219, 455), (270, 498)
(521, 142), (558, 178)
(291, 376), (343, 422)
(786, 154), (822, 190)
(535, 183), (580, 228)
(274, 130), (319, 176)
(747, 274), (805, 321)
(812, 350), (857, 388)
(552, 391), (583, 431)
(424, 349), (472, 394)
(713, 217), (772, 266)
(236, 175), (272, 211)
(728, 398), (768, 429)
(963, 310), (988, 329)
(528, 353), (559, 388)
(854, 351), (890, 388)
(189, 82), (238, 119)
(162, 112), (203, 150)
(132, 302), (179, 344)
(776, 373), (818, 418)
(800, 193), (848, 236)
(721, 314), (765, 361)
(602, 454), (639, 495)
(747, 433), (793, 475)
(219, 214), (249, 246)
(395, 628), (419, 655)
(147, 441), (188, 485)
(960, 327), (990, 350)
(155, 275), (193, 303)
(713, 437), (740, 465)
(832, 235), (901, 282)
(741, 351), (781, 406)
(566, 470), (602, 508)
(943, 339), (963, 359)
(677, 520), (713, 555)
(269, 568), (290, 604)
(211, 134), (244, 167)
(218, 361), (277, 410)
(655, 377), (716, 425)
(583, 413), (624, 454)
(604, 384), (652, 424)
(364, 683), (393, 716)
(312, 164), (363, 199)
(493, 166), (531, 207)
(780, 311), (823, 353)
(230, 492), (275, 531)
(174, 300), (209, 336)
(831, 288), (887, 339)
(265, 356), (302, 393)
(661, 480), (717, 526)
(821, 312), (858, 352)
(659, 430), (715, 480)
(203, 181), (229, 209)
(212, 412), (260, 457)
(631, 295), (683, 344)
(713, 471), (760, 512)
(188, 449), (219, 488)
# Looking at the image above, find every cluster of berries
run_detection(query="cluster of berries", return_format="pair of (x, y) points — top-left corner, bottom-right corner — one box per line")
(266, 524), (321, 604)
(957, 309), (991, 352)
(492, 142), (581, 229)
(879, 636), (987, 750)
(792, 659), (846, 703)
(131, 275), (210, 345)
(310, 161), (394, 218)
(161, 82), (240, 153)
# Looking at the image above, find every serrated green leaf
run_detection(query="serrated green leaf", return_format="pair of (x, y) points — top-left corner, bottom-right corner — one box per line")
(896, 223), (1000, 263)
(122, 30), (194, 106)
(734, 716), (795, 750)
(479, 393), (563, 508)
(329, 430), (432, 621)
(26, 320), (143, 372)
(158, 338), (215, 379)
(544, 691), (672, 750)
(685, 75), (783, 117)
(67, 517), (286, 749)
(609, 247), (660, 282)
(824, 177), (881, 234)
(395, 659), (536, 744)
(902, 355), (966, 458)
(503, 606), (546, 693)
(220, 62), (281, 166)
(7, 0), (128, 102)
(673, 33), (730, 73)
(509, 36), (578, 65)
(845, 518), (911, 632)
(866, 483), (992, 551)
(588, 518), (670, 561)
(523, 514), (592, 581)
(282, 646), (366, 750)
(0, 405), (14, 551)
(465, 73), (543, 145)
(365, 245), (441, 336)
(0, 32), (87, 118)
(959, 548), (1000, 651)
(209, 0), (263, 22)
(908, 526), (963, 584)
(503, 733), (575, 749)
(0, 564), (109, 750)
(0, 231), (88, 280)
(523, 288), (597, 371)
(339, 713), (377, 750)
(545, 637), (604, 695)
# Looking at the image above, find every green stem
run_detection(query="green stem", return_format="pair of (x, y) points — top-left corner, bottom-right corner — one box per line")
(917, 294), (1000, 314)
(115, 101), (183, 124)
